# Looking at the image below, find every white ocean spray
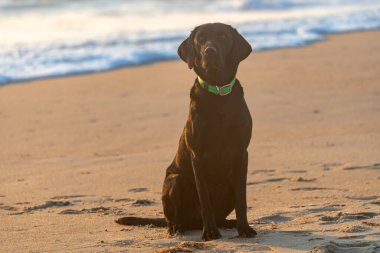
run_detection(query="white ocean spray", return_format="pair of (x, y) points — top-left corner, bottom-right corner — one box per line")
(0, 0), (379, 84)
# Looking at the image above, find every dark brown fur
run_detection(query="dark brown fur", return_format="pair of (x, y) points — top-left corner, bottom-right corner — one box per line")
(116, 23), (256, 241)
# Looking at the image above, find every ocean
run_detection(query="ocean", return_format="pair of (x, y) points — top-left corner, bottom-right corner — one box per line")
(0, 0), (379, 84)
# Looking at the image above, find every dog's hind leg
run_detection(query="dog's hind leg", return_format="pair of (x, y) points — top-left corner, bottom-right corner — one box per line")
(216, 219), (237, 228)
(162, 172), (183, 235)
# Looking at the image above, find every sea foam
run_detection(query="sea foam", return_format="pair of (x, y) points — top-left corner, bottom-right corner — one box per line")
(0, 0), (379, 84)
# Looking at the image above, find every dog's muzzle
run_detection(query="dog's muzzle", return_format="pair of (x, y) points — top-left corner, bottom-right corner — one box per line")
(202, 47), (223, 71)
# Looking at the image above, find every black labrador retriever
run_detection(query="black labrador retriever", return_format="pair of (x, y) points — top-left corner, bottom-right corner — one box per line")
(116, 23), (256, 241)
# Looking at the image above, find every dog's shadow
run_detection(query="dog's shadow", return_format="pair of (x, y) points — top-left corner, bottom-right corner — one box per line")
(172, 228), (379, 252)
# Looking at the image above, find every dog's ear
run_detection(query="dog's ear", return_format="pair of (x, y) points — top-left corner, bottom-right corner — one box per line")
(178, 30), (197, 69)
(231, 28), (252, 65)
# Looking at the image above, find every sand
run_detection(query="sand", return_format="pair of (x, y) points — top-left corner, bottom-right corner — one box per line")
(0, 31), (379, 252)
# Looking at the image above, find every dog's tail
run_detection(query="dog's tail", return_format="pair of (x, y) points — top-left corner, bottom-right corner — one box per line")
(115, 217), (167, 227)
(115, 217), (237, 229)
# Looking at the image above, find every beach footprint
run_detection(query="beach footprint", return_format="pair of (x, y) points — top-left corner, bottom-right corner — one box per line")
(247, 177), (288, 185)
(286, 169), (307, 174)
(291, 187), (330, 191)
(258, 214), (293, 223)
(343, 163), (380, 171)
(292, 177), (317, 182)
(128, 188), (148, 193)
(310, 240), (379, 253)
(307, 205), (344, 213)
(251, 169), (276, 175)
(132, 199), (156, 206)
(320, 212), (378, 224)
(60, 206), (126, 215)
(339, 225), (369, 233)
(0, 204), (18, 212)
(347, 195), (378, 201)
(155, 241), (216, 253)
(9, 201), (73, 214)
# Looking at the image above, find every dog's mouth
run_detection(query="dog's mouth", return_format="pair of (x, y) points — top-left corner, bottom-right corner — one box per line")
(204, 65), (219, 73)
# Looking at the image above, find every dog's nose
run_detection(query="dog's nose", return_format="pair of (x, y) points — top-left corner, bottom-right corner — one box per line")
(205, 46), (217, 55)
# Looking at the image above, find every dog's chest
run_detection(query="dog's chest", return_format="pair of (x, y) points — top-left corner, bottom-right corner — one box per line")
(186, 88), (252, 169)
(194, 106), (251, 163)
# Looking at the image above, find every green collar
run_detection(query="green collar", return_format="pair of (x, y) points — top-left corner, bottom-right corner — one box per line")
(197, 76), (236, 96)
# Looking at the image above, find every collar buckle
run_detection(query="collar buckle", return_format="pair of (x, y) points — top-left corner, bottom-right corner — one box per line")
(219, 83), (232, 96)
(215, 86), (220, 95)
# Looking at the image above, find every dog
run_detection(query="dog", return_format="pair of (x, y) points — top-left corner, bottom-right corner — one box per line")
(116, 23), (256, 241)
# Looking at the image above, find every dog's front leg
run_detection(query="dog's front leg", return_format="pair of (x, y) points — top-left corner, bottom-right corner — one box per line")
(234, 151), (257, 237)
(191, 153), (221, 241)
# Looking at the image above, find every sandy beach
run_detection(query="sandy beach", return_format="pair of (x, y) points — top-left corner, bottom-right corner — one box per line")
(1, 30), (380, 252)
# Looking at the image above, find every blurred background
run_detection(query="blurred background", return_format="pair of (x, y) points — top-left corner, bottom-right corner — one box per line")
(1, 0), (379, 84)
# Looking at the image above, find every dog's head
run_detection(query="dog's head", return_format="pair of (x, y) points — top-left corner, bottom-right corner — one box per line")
(178, 23), (252, 82)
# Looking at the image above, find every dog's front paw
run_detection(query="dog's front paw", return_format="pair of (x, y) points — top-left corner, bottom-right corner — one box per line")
(168, 224), (184, 236)
(237, 225), (257, 238)
(202, 227), (221, 241)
